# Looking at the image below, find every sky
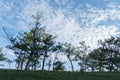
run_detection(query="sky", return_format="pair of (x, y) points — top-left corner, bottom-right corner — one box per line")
(0, 0), (120, 69)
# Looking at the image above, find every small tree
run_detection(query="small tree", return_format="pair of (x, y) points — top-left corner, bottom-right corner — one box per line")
(53, 60), (65, 71)
(63, 43), (76, 72)
(41, 33), (56, 71)
(0, 48), (7, 67)
(3, 12), (57, 71)
(75, 41), (90, 72)
(88, 47), (106, 72)
(51, 42), (63, 71)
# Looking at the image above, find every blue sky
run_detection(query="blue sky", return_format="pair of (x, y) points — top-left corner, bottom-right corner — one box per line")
(0, 0), (120, 69)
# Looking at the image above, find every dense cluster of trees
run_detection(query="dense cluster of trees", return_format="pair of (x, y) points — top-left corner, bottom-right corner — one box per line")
(88, 37), (120, 72)
(1, 13), (120, 72)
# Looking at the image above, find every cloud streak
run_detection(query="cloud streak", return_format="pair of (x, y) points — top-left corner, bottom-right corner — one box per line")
(0, 0), (120, 49)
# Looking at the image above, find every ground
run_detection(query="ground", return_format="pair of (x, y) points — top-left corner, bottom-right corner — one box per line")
(0, 69), (120, 80)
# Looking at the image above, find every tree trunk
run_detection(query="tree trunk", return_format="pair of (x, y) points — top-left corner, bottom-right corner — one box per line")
(48, 59), (52, 71)
(33, 59), (37, 70)
(25, 59), (30, 70)
(42, 50), (47, 71)
(16, 62), (20, 70)
(20, 61), (23, 70)
(52, 54), (58, 70)
(99, 62), (102, 72)
(42, 55), (46, 71)
(67, 55), (74, 72)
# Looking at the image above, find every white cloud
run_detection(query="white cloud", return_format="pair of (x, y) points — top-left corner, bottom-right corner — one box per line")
(17, 21), (29, 30)
(0, 0), (120, 49)
(0, 0), (12, 15)
(18, 0), (120, 49)
(3, 48), (15, 57)
(8, 50), (15, 56)
(107, 1), (120, 8)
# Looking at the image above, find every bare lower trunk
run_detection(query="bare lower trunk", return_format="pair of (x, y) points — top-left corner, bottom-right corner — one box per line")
(16, 62), (20, 70)
(25, 60), (30, 70)
(42, 50), (47, 71)
(68, 56), (74, 72)
(42, 55), (46, 71)
(20, 61), (23, 70)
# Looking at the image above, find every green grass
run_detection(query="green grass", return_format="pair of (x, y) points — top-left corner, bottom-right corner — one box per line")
(0, 69), (120, 80)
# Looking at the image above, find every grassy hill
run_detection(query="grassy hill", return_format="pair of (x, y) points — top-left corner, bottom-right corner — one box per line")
(0, 69), (120, 80)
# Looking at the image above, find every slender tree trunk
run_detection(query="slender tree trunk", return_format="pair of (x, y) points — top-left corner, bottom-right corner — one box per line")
(33, 58), (37, 70)
(115, 64), (119, 72)
(16, 62), (20, 70)
(108, 63), (113, 72)
(34, 63), (37, 70)
(99, 62), (102, 72)
(42, 50), (47, 71)
(25, 59), (30, 70)
(42, 55), (46, 71)
(53, 54), (58, 71)
(92, 67), (94, 72)
(48, 63), (51, 71)
(16, 61), (20, 70)
(67, 55), (74, 72)
(48, 59), (52, 71)
(20, 61), (23, 70)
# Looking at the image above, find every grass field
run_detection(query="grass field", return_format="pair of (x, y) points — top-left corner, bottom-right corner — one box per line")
(0, 69), (120, 80)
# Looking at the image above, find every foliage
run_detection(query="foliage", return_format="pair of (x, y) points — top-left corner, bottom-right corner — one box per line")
(53, 60), (65, 71)
(2, 12), (120, 72)
(3, 13), (57, 70)
(88, 36), (120, 72)
(75, 41), (90, 72)
(62, 43), (76, 72)
(0, 48), (7, 61)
